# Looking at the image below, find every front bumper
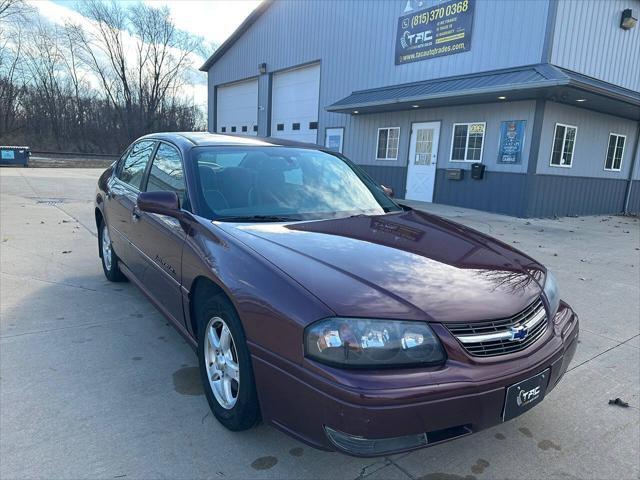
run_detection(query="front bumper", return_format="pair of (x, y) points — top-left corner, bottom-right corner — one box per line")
(250, 303), (579, 457)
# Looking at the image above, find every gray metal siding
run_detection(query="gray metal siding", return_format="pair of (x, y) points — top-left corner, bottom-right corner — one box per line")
(551, 0), (640, 92)
(434, 169), (529, 216)
(357, 165), (408, 198)
(342, 101), (537, 174)
(527, 175), (629, 217)
(208, 0), (549, 134)
(258, 73), (270, 136)
(537, 102), (640, 178)
(435, 173), (634, 218)
(627, 181), (640, 213)
(209, 1), (549, 86)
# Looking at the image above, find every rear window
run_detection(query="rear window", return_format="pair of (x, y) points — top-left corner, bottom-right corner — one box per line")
(118, 140), (155, 189)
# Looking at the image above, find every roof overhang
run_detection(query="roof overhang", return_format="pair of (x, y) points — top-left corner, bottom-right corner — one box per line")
(327, 64), (640, 120)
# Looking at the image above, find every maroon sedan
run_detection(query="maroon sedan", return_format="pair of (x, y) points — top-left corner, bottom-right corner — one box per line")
(94, 132), (578, 456)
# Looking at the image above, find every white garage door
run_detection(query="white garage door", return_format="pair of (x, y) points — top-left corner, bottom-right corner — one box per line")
(271, 64), (320, 144)
(216, 79), (258, 136)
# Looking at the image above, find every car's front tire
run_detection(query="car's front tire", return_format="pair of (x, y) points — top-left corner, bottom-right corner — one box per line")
(99, 221), (125, 282)
(196, 292), (260, 431)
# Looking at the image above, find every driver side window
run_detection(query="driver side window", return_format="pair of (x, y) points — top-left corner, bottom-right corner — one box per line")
(146, 143), (186, 206)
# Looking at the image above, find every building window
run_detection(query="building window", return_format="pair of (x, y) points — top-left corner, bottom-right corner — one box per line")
(550, 123), (577, 168)
(277, 123), (284, 131)
(376, 127), (400, 160)
(309, 121), (318, 130)
(231, 126), (236, 133)
(253, 125), (258, 132)
(604, 133), (625, 171)
(242, 126), (248, 132)
(292, 123), (300, 131)
(221, 127), (226, 133)
(450, 123), (486, 162)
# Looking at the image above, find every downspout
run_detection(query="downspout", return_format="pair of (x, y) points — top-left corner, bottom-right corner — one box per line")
(623, 121), (640, 214)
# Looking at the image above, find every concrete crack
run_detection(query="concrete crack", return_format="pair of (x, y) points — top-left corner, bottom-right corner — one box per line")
(567, 339), (636, 373)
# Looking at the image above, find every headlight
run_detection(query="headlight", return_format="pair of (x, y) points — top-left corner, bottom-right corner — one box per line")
(543, 270), (561, 320)
(304, 317), (446, 368)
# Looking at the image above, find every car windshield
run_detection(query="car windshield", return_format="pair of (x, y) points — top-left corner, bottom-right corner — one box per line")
(191, 146), (401, 221)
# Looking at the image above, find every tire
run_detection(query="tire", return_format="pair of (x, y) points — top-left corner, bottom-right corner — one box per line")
(99, 220), (125, 282)
(196, 292), (260, 431)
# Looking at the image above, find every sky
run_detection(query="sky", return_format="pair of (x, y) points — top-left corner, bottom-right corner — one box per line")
(26, 0), (262, 109)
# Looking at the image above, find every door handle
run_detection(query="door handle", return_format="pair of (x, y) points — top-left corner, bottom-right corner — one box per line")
(132, 205), (141, 221)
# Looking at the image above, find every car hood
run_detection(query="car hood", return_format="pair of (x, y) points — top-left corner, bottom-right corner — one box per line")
(218, 210), (545, 323)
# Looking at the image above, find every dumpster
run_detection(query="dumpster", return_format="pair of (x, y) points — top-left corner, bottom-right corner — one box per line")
(0, 146), (30, 167)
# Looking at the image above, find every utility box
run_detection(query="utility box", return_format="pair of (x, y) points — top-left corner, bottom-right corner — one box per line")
(0, 146), (30, 167)
(446, 168), (464, 180)
(471, 163), (485, 180)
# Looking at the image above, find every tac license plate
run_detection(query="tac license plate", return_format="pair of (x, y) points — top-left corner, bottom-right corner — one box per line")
(503, 368), (550, 422)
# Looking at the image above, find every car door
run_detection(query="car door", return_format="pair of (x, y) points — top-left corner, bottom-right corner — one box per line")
(129, 142), (188, 325)
(105, 140), (157, 273)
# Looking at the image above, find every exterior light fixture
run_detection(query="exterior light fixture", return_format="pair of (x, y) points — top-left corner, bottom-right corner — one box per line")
(498, 96), (507, 100)
(353, 110), (359, 114)
(258, 62), (267, 74)
(621, 9), (637, 29)
(412, 105), (420, 108)
(576, 98), (587, 102)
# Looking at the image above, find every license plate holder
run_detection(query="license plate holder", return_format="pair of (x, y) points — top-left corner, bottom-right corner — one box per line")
(503, 368), (550, 422)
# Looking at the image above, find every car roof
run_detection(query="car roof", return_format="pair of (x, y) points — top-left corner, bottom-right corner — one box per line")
(138, 132), (323, 151)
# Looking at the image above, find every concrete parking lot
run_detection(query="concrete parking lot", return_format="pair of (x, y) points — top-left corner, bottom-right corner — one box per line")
(1, 167), (639, 480)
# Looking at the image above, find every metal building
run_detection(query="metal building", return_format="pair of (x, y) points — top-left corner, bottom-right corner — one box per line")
(201, 0), (640, 217)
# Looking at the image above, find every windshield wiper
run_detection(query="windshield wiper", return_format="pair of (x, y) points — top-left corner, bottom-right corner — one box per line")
(216, 214), (303, 223)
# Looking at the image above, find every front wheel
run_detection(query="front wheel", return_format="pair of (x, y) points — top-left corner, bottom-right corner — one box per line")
(99, 221), (125, 282)
(197, 293), (260, 431)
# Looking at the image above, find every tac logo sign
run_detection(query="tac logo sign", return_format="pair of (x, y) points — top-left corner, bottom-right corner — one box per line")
(400, 30), (433, 49)
(395, 0), (475, 65)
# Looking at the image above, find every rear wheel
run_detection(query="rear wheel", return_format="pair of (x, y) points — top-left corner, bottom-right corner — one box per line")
(196, 293), (260, 431)
(99, 221), (125, 282)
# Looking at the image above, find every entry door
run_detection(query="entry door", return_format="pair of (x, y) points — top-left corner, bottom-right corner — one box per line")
(405, 122), (440, 202)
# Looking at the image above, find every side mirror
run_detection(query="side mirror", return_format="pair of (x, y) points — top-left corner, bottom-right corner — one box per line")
(381, 184), (394, 198)
(137, 191), (180, 217)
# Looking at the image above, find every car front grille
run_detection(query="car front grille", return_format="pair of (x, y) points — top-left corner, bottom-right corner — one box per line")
(446, 299), (548, 357)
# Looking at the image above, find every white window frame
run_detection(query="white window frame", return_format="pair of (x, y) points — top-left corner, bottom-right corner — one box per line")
(549, 123), (578, 168)
(376, 127), (400, 161)
(449, 122), (486, 163)
(604, 132), (626, 172)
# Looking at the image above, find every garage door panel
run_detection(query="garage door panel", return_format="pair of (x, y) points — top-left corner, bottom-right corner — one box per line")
(271, 64), (320, 144)
(216, 79), (258, 136)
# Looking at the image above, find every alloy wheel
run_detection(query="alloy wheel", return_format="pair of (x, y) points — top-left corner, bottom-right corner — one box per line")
(102, 224), (112, 271)
(204, 316), (240, 409)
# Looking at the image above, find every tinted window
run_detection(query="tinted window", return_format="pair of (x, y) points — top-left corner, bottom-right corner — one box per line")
(146, 143), (186, 204)
(118, 140), (155, 189)
(192, 146), (400, 221)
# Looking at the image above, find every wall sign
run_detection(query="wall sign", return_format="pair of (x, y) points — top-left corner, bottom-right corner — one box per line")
(395, 0), (475, 65)
(325, 127), (344, 153)
(497, 120), (526, 164)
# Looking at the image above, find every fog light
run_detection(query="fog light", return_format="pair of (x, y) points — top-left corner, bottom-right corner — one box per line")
(324, 426), (427, 456)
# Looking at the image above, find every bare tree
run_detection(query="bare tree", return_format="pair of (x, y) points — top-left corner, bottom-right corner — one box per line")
(71, 0), (198, 142)
(0, 0), (32, 22)
(0, 0), (30, 137)
(0, 0), (204, 152)
(129, 3), (198, 132)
